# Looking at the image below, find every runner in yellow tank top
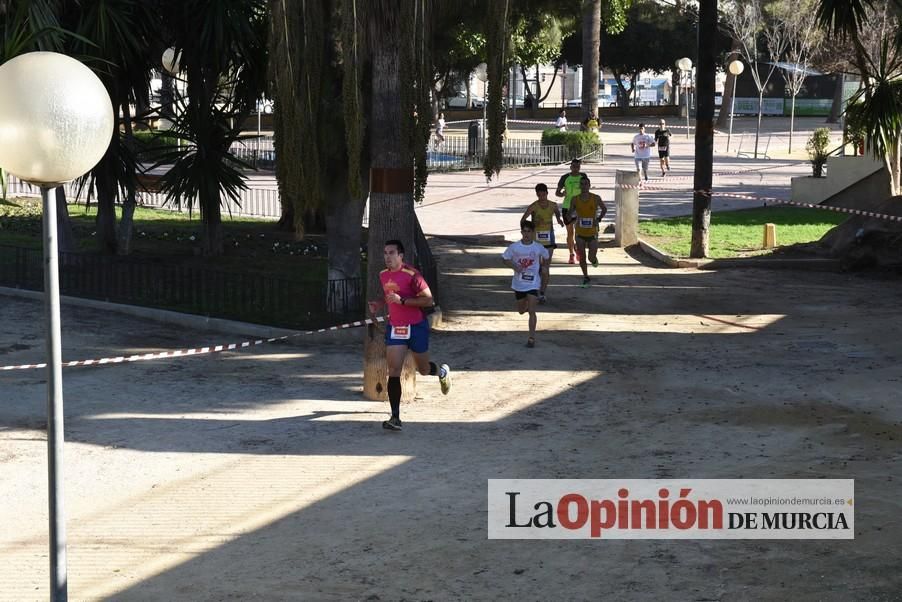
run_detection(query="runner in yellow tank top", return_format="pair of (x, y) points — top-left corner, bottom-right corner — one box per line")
(521, 183), (564, 304)
(566, 175), (607, 288)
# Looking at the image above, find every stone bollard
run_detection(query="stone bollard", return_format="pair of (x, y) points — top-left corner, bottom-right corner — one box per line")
(615, 169), (640, 247)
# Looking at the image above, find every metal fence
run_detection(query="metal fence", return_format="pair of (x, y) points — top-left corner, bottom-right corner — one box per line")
(229, 135), (276, 170)
(0, 245), (364, 330)
(4, 133), (599, 222)
(4, 174), (283, 220)
(427, 135), (603, 171)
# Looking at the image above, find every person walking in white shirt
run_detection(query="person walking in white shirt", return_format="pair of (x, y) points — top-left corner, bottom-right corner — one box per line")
(555, 109), (568, 131)
(434, 112), (446, 150)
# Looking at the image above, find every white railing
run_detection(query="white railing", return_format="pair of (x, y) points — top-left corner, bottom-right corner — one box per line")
(4, 174), (282, 219)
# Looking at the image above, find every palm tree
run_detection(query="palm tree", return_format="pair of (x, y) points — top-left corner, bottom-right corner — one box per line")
(1, 0), (77, 249)
(816, 0), (879, 93)
(581, 0), (601, 122)
(817, 0), (902, 195)
(844, 42), (902, 194)
(62, 0), (162, 254)
(156, 0), (268, 256)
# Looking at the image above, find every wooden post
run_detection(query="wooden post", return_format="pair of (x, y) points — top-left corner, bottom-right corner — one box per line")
(763, 223), (777, 249)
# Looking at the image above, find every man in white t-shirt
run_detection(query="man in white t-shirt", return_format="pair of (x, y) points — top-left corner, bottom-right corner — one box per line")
(630, 122), (655, 181)
(555, 109), (568, 131)
(434, 112), (446, 150)
(502, 220), (549, 348)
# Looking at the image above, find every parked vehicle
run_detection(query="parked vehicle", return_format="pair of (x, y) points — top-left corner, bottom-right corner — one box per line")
(446, 93), (486, 109)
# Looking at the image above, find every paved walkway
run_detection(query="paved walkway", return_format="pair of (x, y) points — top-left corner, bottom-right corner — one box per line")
(416, 142), (812, 242)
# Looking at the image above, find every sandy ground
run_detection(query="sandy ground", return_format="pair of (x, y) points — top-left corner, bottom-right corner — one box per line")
(1, 236), (901, 600)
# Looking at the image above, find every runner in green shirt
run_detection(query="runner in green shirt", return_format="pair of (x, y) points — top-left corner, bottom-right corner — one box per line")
(555, 158), (588, 264)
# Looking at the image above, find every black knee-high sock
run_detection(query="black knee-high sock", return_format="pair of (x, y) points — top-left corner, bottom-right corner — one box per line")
(428, 361), (438, 376)
(387, 376), (402, 418)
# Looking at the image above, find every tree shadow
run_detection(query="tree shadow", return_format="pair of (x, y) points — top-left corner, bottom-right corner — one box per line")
(2, 242), (901, 599)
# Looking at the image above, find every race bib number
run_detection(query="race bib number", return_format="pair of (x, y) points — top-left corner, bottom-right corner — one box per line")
(520, 273), (535, 282)
(659, 145), (668, 151)
(579, 217), (593, 228)
(536, 230), (551, 242)
(390, 325), (411, 340)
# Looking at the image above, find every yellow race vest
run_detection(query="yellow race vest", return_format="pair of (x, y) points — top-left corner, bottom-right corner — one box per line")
(573, 194), (599, 238)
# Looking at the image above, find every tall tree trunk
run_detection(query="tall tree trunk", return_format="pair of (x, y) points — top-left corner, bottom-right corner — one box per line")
(690, 0), (717, 259)
(118, 102), (137, 255)
(95, 158), (118, 254)
(827, 72), (843, 123)
(55, 187), (75, 253)
(202, 192), (224, 255)
(671, 0), (686, 105)
(268, 0), (305, 235)
(160, 72), (176, 122)
(521, 65), (536, 116)
(581, 0), (601, 121)
(754, 90), (764, 159)
(715, 39), (741, 129)
(326, 168), (367, 313)
(364, 20), (417, 402)
(789, 96), (796, 154)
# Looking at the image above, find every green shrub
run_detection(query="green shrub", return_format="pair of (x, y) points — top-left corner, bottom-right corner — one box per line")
(540, 129), (600, 159)
(806, 127), (831, 178)
(130, 130), (181, 162)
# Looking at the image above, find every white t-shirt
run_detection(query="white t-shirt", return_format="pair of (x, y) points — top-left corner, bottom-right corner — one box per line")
(632, 133), (655, 159)
(436, 117), (445, 135)
(555, 116), (568, 131)
(502, 241), (549, 292)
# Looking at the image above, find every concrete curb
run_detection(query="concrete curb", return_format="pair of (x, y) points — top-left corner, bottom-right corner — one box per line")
(700, 257), (844, 271)
(635, 241), (842, 271)
(637, 239), (711, 268)
(0, 286), (363, 346)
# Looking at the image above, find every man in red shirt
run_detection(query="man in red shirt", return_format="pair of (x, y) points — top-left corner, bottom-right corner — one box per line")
(368, 239), (451, 431)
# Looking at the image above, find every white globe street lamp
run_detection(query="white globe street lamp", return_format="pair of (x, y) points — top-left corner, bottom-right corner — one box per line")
(676, 57), (693, 139)
(161, 48), (183, 146)
(726, 59), (745, 153)
(0, 51), (113, 601)
(161, 47), (181, 75)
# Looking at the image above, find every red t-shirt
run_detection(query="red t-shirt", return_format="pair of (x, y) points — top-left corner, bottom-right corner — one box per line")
(379, 264), (431, 326)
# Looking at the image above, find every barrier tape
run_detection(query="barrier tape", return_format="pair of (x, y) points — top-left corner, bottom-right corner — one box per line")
(612, 161), (805, 191)
(0, 316), (387, 372)
(618, 183), (902, 223)
(706, 192), (902, 222)
(504, 119), (694, 130)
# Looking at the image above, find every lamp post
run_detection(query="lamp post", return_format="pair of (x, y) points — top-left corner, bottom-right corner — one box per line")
(162, 48), (182, 150)
(475, 62), (488, 157)
(726, 60), (745, 153)
(677, 57), (693, 139)
(0, 52), (114, 601)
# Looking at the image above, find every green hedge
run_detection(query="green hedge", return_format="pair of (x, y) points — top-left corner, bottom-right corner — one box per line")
(130, 130), (181, 161)
(540, 129), (601, 158)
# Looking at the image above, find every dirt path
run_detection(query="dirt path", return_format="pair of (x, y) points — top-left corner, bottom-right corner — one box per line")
(1, 241), (901, 600)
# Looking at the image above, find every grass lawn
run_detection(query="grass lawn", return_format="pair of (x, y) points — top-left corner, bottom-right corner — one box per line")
(0, 197), (349, 281)
(638, 206), (848, 259)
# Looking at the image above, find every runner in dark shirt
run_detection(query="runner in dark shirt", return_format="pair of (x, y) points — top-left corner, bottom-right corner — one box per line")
(654, 120), (672, 177)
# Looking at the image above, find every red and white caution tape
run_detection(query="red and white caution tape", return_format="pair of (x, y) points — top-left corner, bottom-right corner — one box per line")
(707, 192), (902, 222)
(618, 182), (902, 223)
(0, 316), (387, 372)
